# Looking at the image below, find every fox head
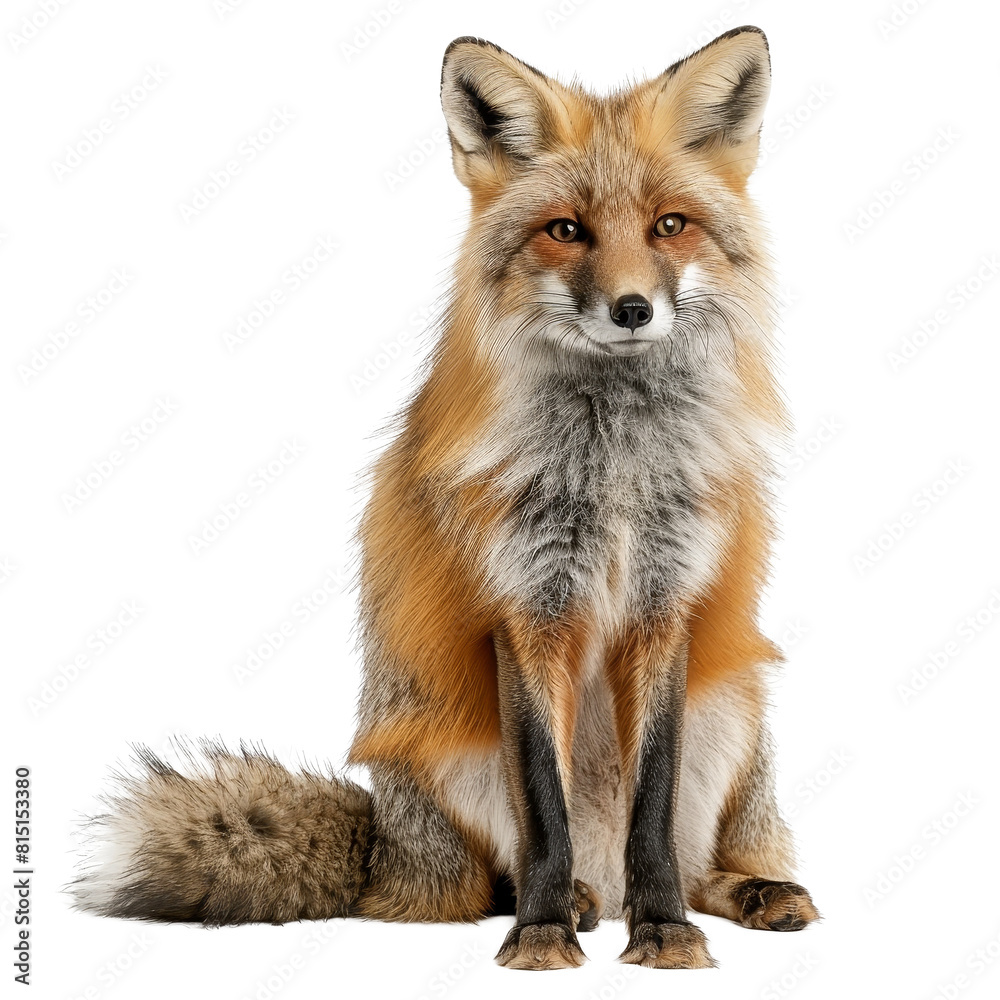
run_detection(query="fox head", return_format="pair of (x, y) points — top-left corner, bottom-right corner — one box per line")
(439, 29), (773, 365)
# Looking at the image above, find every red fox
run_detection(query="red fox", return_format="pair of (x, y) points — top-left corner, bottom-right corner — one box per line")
(74, 27), (819, 969)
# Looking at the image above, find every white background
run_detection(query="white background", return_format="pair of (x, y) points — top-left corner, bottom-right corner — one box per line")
(3, 0), (999, 997)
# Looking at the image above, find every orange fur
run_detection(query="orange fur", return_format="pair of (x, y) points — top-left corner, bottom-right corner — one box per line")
(687, 477), (782, 699)
(604, 621), (688, 788)
(347, 494), (502, 767)
(500, 612), (595, 781)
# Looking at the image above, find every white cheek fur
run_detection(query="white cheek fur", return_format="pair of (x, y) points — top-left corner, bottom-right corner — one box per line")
(677, 261), (708, 297)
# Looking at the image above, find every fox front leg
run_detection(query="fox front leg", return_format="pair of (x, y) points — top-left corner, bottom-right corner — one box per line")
(607, 628), (715, 969)
(493, 624), (588, 970)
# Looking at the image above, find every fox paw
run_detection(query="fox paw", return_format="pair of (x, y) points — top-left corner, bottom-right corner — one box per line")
(619, 921), (715, 969)
(734, 879), (820, 931)
(495, 921), (586, 970)
(574, 879), (603, 933)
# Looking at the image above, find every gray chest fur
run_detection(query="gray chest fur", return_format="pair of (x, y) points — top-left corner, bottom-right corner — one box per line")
(486, 359), (728, 622)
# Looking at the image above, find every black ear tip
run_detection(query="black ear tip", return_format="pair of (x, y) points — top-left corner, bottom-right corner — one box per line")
(725, 25), (769, 52)
(443, 36), (504, 61)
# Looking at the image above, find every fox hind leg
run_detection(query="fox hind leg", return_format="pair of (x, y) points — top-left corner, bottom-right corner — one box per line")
(353, 762), (494, 923)
(695, 871), (819, 931)
(574, 878), (603, 932)
(689, 700), (820, 932)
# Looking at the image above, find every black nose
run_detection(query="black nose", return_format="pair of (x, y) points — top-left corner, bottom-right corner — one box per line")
(610, 294), (653, 331)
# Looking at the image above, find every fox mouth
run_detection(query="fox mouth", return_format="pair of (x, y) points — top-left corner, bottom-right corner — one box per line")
(591, 336), (658, 356)
(532, 312), (664, 358)
(549, 328), (660, 357)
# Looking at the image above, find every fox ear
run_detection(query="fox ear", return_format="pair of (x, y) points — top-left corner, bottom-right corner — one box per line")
(441, 37), (571, 191)
(652, 26), (771, 182)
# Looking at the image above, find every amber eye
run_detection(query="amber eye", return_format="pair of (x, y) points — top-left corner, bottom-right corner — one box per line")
(653, 213), (686, 237)
(546, 218), (586, 243)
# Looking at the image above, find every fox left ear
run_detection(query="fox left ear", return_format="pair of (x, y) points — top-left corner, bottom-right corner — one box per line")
(440, 37), (574, 193)
(652, 26), (771, 183)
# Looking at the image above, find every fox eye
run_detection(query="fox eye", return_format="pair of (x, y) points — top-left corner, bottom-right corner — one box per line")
(653, 213), (686, 238)
(546, 218), (586, 243)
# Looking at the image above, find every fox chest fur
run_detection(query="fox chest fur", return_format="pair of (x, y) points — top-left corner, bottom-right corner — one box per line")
(465, 354), (743, 634)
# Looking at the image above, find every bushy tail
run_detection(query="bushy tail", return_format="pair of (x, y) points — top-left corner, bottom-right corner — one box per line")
(71, 743), (372, 925)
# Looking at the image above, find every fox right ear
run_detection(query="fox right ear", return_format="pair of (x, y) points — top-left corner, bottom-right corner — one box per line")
(441, 37), (572, 192)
